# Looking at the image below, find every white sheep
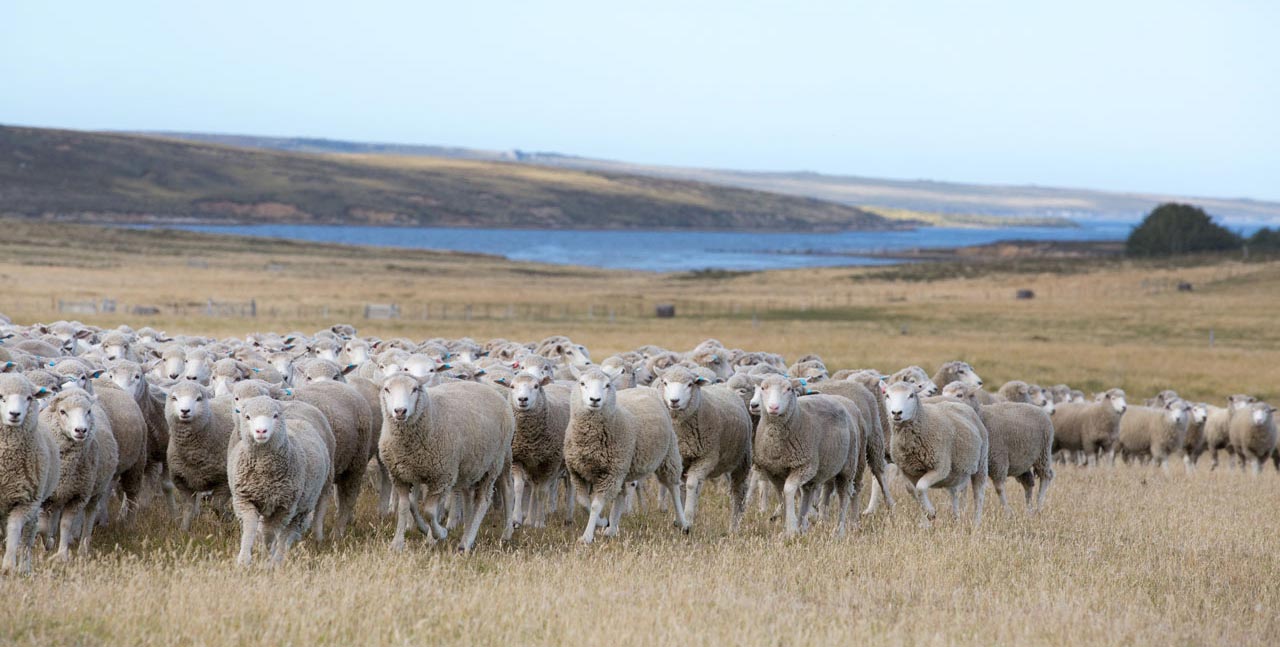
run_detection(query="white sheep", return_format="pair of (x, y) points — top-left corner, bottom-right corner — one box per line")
(655, 366), (753, 532)
(1051, 388), (1127, 466)
(889, 365), (939, 396)
(942, 382), (1054, 513)
(0, 375), (59, 574)
(228, 396), (334, 566)
(1228, 401), (1278, 476)
(378, 373), (515, 552)
(883, 381), (988, 526)
(564, 367), (687, 544)
(1117, 401), (1190, 474)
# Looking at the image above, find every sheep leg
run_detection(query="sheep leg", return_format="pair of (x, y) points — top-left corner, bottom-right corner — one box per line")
(970, 472), (986, 527)
(947, 488), (963, 518)
(603, 493), (626, 538)
(681, 472), (706, 530)
(862, 468), (894, 516)
(418, 489), (448, 541)
(310, 483), (330, 543)
(235, 504), (261, 566)
(511, 469), (528, 528)
(580, 486), (616, 545)
(991, 476), (1009, 512)
(727, 462), (750, 534)
(160, 465), (178, 516)
(782, 476), (806, 537)
(1251, 456), (1263, 477)
(37, 508), (56, 552)
(180, 490), (202, 533)
(1013, 473), (1035, 512)
(377, 458), (395, 515)
(496, 468), (515, 543)
(3, 506), (32, 574)
(55, 503), (84, 561)
(913, 468), (948, 524)
(390, 484), (415, 551)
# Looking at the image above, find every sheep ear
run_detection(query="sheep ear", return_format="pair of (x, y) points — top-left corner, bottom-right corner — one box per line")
(493, 377), (509, 386)
(33, 387), (51, 399)
(694, 376), (710, 386)
(474, 369), (486, 377)
(74, 329), (93, 339)
(539, 375), (553, 387)
(1, 361), (15, 373)
(341, 363), (358, 376)
(90, 369), (105, 379)
(438, 363), (453, 371)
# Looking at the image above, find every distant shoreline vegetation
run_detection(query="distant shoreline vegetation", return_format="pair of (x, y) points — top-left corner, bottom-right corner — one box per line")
(1126, 203), (1280, 256)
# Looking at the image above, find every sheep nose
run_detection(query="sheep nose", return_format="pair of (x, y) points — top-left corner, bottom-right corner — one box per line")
(517, 397), (529, 404)
(589, 397), (602, 405)
(393, 407), (407, 417)
(7, 412), (19, 421)
(669, 399), (680, 407)
(179, 408), (191, 416)
(186, 375), (197, 381)
(74, 426), (88, 435)
(169, 373), (179, 379)
(976, 380), (984, 387)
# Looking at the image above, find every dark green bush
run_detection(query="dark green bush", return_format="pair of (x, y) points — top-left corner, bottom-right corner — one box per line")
(1126, 203), (1241, 256)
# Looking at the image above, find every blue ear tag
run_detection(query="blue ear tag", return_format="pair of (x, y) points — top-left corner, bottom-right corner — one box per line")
(284, 389), (293, 396)
(49, 361), (57, 367)
(252, 368), (261, 373)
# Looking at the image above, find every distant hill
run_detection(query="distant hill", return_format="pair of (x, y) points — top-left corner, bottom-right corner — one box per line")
(150, 131), (1280, 224)
(0, 126), (897, 232)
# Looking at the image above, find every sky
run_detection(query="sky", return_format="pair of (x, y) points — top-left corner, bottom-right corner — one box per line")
(3, 1), (1277, 200)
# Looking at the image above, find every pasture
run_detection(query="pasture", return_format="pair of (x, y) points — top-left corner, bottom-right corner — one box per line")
(0, 221), (1277, 645)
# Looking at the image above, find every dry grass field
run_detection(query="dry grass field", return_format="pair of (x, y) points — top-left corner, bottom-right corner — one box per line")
(1, 221), (1277, 645)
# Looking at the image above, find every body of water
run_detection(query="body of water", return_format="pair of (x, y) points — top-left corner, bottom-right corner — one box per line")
(161, 220), (1137, 271)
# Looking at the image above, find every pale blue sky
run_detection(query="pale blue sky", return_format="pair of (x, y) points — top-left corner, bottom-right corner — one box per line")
(3, 1), (1277, 200)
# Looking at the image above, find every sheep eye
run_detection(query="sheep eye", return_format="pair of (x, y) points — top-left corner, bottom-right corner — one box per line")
(59, 411), (66, 416)
(272, 413), (278, 419)
(196, 397), (203, 402)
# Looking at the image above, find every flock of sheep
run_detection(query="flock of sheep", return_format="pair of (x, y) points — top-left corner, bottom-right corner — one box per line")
(1, 317), (1276, 573)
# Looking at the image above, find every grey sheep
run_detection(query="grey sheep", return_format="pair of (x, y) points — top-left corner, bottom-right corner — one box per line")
(104, 359), (177, 513)
(502, 372), (572, 528)
(946, 382), (1054, 512)
(165, 381), (236, 531)
(1051, 389), (1127, 466)
(38, 387), (118, 561)
(0, 375), (59, 574)
(882, 381), (988, 526)
(564, 367), (686, 544)
(1181, 402), (1209, 471)
(379, 373), (515, 552)
(654, 366), (753, 532)
(805, 378), (896, 516)
(228, 397), (334, 566)
(754, 375), (863, 537)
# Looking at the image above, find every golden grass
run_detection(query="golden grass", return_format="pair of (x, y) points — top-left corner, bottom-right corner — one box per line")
(1, 222), (1278, 645)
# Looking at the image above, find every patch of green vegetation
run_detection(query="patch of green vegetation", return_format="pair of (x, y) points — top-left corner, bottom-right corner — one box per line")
(671, 268), (759, 281)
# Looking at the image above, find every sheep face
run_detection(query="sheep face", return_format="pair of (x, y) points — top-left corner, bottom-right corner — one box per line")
(107, 361), (146, 398)
(883, 382), (921, 423)
(311, 341), (340, 363)
(1164, 400), (1189, 427)
(1102, 389), (1127, 414)
(1228, 394), (1257, 412)
(0, 375), (48, 427)
(52, 390), (97, 442)
(1248, 402), (1276, 427)
(574, 369), (616, 412)
(758, 376), (802, 417)
(1190, 403), (1209, 425)
(403, 355), (447, 383)
(563, 344), (592, 368)
(892, 366), (938, 397)
(183, 352), (213, 385)
(509, 374), (548, 412)
(659, 367), (707, 412)
(168, 382), (210, 423)
(240, 397), (283, 445)
(949, 362), (983, 388)
(343, 340), (371, 364)
(748, 385), (762, 417)
(514, 355), (556, 383)
(382, 374), (425, 422)
(103, 342), (129, 362)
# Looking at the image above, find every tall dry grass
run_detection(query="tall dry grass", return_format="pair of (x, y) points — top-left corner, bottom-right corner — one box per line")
(1, 222), (1278, 645)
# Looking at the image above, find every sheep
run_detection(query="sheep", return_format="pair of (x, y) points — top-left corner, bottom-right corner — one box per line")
(38, 387), (118, 560)
(1181, 403), (1210, 471)
(100, 331), (139, 363)
(0, 375), (59, 574)
(86, 378), (149, 523)
(378, 373), (515, 552)
(503, 373), (572, 528)
(1144, 390), (1180, 408)
(564, 367), (687, 544)
(688, 347), (732, 380)
(944, 382), (1054, 512)
(805, 378), (896, 515)
(1228, 401), (1278, 476)
(889, 365), (939, 396)
(753, 375), (863, 537)
(1117, 401), (1191, 473)
(997, 381), (1034, 403)
(284, 363), (375, 539)
(103, 359), (177, 513)
(1051, 388), (1127, 466)
(1202, 404), (1234, 469)
(182, 349), (215, 385)
(654, 366), (753, 532)
(788, 360), (829, 383)
(228, 397), (333, 567)
(598, 355), (637, 389)
(882, 381), (988, 526)
(164, 381), (236, 531)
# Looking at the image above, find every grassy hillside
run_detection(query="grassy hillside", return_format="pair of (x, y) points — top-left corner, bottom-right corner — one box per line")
(0, 126), (898, 231)
(142, 130), (1280, 223)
